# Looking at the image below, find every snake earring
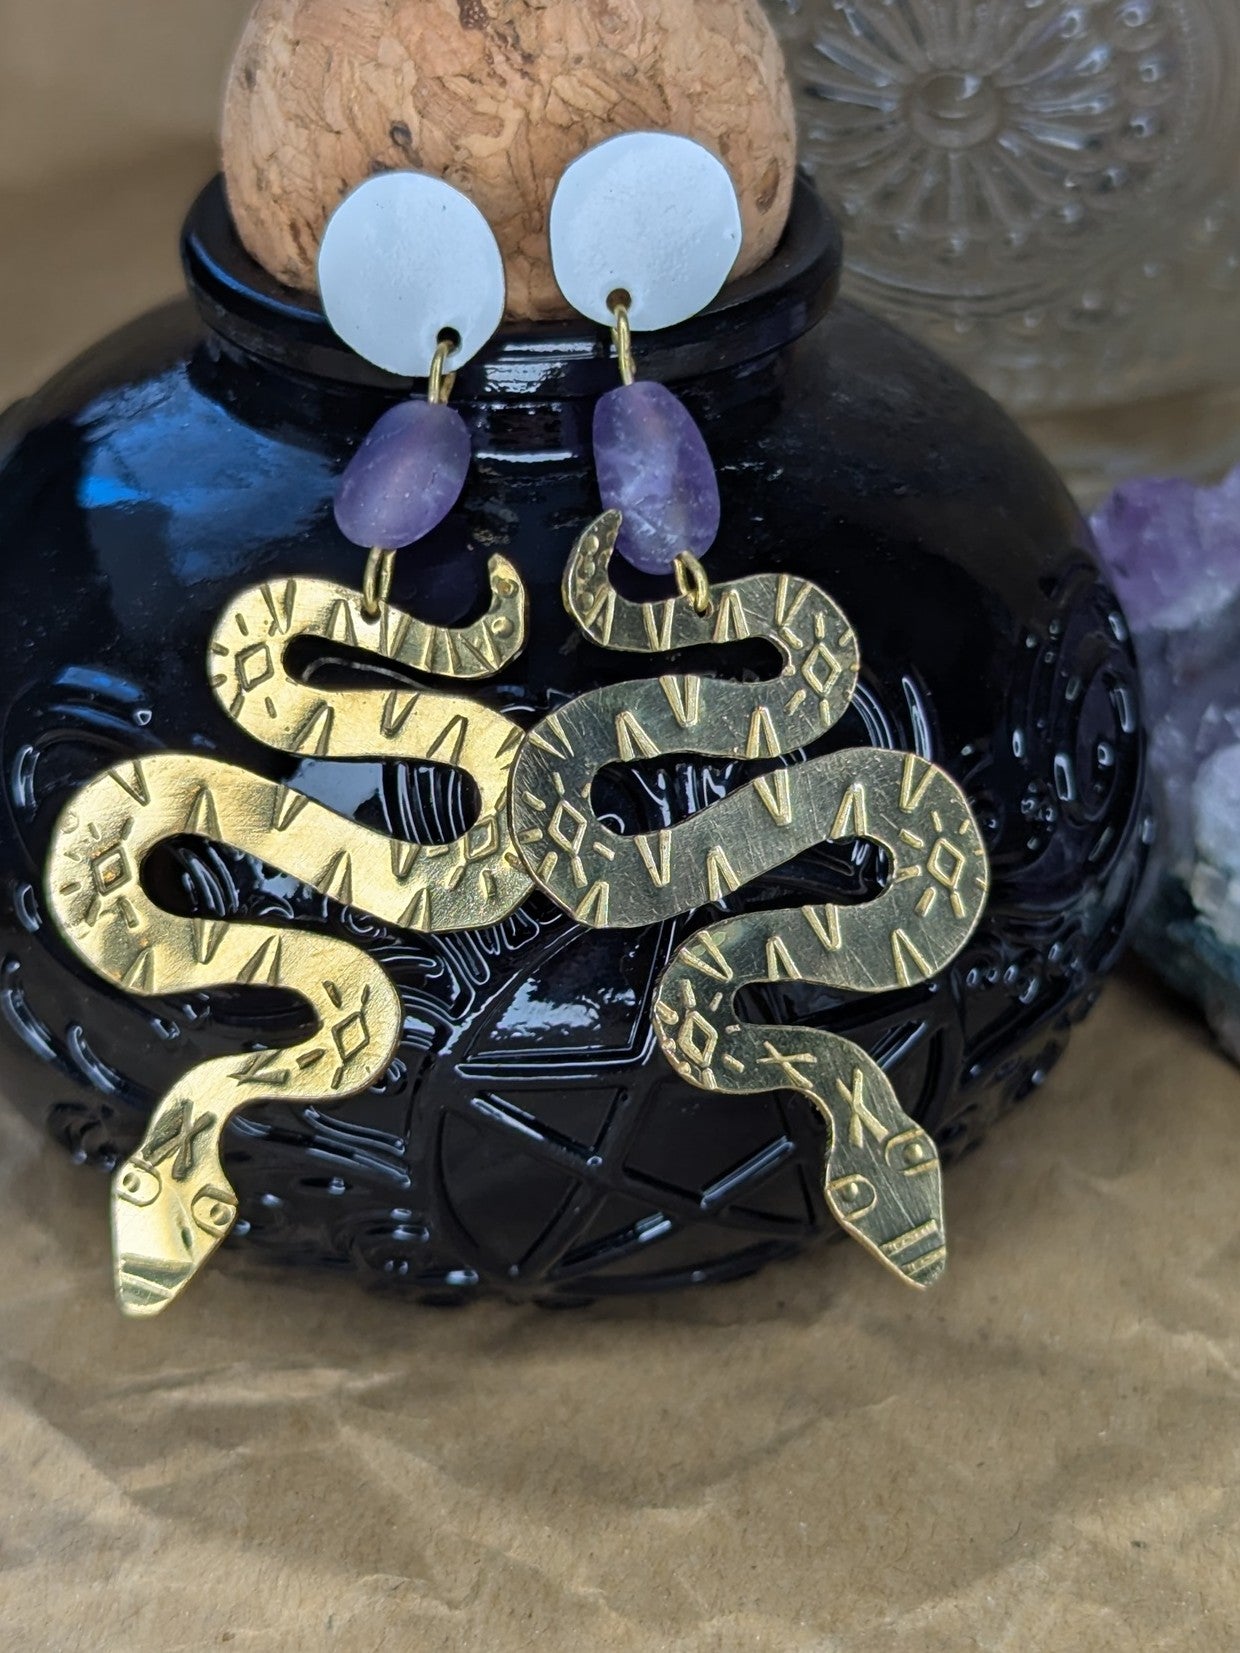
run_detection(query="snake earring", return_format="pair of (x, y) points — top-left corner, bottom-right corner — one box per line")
(44, 172), (536, 1316)
(511, 132), (992, 1289)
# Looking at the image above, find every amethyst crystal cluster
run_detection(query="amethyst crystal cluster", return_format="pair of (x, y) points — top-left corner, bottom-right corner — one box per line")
(1092, 465), (1240, 1058)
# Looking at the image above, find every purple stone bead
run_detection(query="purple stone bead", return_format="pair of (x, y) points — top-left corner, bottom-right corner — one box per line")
(593, 380), (721, 575)
(335, 399), (471, 550)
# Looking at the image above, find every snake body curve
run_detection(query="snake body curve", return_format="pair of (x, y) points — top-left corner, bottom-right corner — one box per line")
(511, 513), (990, 1285)
(46, 558), (533, 1314)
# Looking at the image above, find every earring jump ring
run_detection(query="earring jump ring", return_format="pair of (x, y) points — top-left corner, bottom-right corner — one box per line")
(674, 550), (712, 617)
(609, 301), (637, 387)
(428, 337), (457, 406)
(362, 546), (397, 619)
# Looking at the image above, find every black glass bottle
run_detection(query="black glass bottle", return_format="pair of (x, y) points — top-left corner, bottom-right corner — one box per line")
(0, 178), (1148, 1301)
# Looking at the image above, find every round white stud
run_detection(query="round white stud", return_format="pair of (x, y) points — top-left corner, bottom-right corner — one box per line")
(549, 132), (743, 332)
(317, 172), (505, 376)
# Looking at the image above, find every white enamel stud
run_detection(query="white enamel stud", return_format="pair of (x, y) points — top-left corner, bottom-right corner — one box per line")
(549, 132), (743, 332)
(317, 172), (506, 376)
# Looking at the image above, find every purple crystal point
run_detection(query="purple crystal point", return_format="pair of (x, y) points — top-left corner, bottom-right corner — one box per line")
(1089, 463), (1240, 1065)
(1091, 467), (1240, 634)
(593, 380), (721, 575)
(335, 399), (471, 549)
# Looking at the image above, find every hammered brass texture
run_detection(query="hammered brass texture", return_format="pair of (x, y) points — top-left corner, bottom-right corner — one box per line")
(45, 559), (532, 1315)
(512, 512), (863, 929)
(512, 512), (990, 1286)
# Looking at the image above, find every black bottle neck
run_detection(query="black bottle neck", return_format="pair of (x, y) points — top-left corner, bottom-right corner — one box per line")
(181, 174), (843, 418)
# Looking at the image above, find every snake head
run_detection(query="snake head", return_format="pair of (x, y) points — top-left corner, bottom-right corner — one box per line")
(821, 1065), (947, 1289)
(112, 1106), (237, 1317)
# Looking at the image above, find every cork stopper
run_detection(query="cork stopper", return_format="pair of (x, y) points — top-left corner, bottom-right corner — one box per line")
(221, 0), (797, 322)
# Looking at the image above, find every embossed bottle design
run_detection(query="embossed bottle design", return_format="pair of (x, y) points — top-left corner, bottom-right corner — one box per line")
(765, 0), (1240, 485)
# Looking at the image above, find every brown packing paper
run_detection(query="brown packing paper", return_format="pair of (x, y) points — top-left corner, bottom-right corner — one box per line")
(5, 958), (1240, 1649)
(3, 27), (1240, 1651)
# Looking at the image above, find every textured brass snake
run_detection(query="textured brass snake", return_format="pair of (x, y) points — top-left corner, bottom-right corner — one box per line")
(511, 513), (990, 1285)
(46, 558), (532, 1313)
(47, 514), (988, 1311)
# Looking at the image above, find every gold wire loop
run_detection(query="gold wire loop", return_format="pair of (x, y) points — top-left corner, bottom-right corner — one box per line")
(674, 551), (712, 617)
(362, 546), (397, 619)
(610, 301), (637, 387)
(428, 337), (457, 406)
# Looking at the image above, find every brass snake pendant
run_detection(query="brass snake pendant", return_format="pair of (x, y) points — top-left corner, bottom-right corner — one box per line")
(511, 513), (990, 1286)
(46, 558), (531, 1314)
(45, 518), (988, 1312)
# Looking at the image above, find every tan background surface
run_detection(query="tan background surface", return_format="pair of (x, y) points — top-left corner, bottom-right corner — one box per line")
(3, 10), (1240, 1651)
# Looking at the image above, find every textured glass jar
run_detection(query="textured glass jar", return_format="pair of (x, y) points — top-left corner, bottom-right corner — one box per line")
(766, 0), (1240, 494)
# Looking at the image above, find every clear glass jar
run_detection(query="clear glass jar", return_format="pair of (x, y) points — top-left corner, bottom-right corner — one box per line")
(766, 0), (1240, 498)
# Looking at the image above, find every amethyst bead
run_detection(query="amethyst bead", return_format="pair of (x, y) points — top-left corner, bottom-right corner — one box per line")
(335, 399), (471, 549)
(593, 380), (721, 575)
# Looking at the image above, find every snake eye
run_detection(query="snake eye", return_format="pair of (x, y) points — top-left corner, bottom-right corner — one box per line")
(884, 1126), (938, 1178)
(116, 1163), (160, 1207)
(191, 1186), (237, 1240)
(826, 1172), (877, 1220)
